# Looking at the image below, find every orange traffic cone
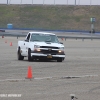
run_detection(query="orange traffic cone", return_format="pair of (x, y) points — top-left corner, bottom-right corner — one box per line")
(10, 42), (12, 46)
(2, 36), (4, 38)
(26, 66), (33, 79)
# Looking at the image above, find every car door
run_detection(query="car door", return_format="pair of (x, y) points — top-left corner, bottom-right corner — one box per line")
(22, 33), (31, 56)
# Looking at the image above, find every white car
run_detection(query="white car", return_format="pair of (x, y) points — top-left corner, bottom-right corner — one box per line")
(17, 32), (65, 62)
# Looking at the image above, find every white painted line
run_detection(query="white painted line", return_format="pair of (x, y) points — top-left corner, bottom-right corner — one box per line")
(34, 77), (53, 80)
(0, 79), (25, 82)
(0, 75), (98, 82)
(61, 75), (98, 79)
(5, 79), (25, 81)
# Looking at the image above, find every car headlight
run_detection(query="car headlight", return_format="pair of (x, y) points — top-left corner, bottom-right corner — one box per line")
(58, 50), (64, 53)
(34, 45), (40, 48)
(58, 47), (64, 53)
(34, 45), (41, 52)
(36, 48), (41, 52)
(59, 47), (64, 50)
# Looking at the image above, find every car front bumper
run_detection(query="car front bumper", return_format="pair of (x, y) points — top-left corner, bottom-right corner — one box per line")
(31, 53), (65, 58)
(31, 53), (65, 59)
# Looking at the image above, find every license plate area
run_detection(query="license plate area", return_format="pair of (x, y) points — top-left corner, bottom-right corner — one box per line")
(47, 55), (52, 58)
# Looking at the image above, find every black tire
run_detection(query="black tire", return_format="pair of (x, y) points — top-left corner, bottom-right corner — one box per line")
(28, 49), (33, 61)
(57, 58), (63, 62)
(17, 48), (24, 60)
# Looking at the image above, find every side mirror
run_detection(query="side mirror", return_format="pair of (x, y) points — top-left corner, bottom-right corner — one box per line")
(25, 39), (29, 42)
(60, 42), (63, 44)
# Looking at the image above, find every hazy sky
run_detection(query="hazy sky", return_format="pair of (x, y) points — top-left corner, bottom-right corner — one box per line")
(0, 0), (100, 5)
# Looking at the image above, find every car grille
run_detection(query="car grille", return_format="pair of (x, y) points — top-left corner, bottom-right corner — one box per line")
(40, 46), (59, 49)
(41, 49), (58, 55)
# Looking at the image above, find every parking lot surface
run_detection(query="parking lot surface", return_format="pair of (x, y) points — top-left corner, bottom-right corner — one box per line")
(0, 36), (100, 100)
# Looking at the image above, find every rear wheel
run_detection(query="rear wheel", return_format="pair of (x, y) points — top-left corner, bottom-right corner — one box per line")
(28, 49), (33, 61)
(17, 48), (24, 60)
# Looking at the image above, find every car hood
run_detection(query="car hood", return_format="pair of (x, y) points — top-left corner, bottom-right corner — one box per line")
(30, 41), (64, 47)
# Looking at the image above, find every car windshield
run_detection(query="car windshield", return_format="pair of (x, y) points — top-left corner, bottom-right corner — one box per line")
(30, 34), (60, 43)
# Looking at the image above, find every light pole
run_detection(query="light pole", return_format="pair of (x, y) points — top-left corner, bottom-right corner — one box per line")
(7, 0), (8, 4)
(54, 0), (55, 5)
(43, 0), (45, 5)
(9, 0), (11, 4)
(90, 0), (92, 6)
(67, 0), (68, 5)
(78, 0), (80, 5)
(32, 0), (33, 4)
(21, 0), (22, 4)
(75, 0), (76, 5)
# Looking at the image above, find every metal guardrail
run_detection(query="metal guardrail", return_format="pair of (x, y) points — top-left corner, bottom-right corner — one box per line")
(0, 32), (100, 40)
(0, 32), (26, 37)
(57, 36), (100, 40)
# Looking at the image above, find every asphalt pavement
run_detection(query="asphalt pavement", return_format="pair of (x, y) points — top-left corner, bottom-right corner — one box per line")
(0, 36), (100, 100)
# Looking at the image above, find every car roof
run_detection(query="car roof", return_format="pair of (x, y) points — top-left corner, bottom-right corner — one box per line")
(29, 32), (55, 35)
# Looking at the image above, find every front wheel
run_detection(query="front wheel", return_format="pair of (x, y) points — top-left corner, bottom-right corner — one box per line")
(17, 48), (24, 60)
(28, 49), (33, 61)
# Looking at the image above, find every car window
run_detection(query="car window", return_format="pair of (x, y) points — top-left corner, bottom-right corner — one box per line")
(30, 34), (59, 43)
